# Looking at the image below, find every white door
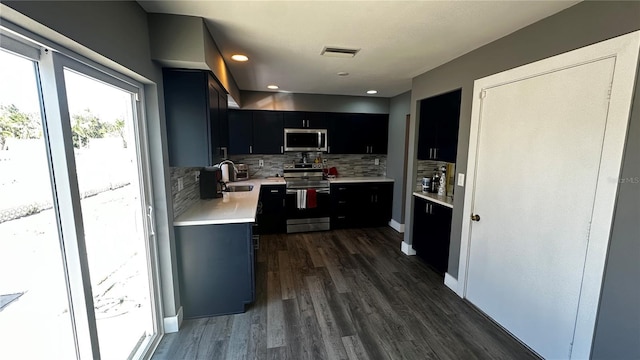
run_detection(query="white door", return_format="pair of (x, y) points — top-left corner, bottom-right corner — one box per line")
(460, 32), (640, 359)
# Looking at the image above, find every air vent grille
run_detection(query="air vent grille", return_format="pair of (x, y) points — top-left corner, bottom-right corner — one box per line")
(321, 46), (360, 58)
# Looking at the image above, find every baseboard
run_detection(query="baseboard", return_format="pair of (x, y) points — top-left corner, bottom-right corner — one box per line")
(401, 241), (416, 256)
(444, 272), (463, 298)
(388, 219), (405, 233)
(163, 306), (183, 333)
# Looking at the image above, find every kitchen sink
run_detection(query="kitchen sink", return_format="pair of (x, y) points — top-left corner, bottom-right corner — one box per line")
(224, 185), (254, 192)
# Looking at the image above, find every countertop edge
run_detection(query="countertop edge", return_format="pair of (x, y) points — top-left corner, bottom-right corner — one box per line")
(413, 191), (454, 209)
(329, 177), (394, 184)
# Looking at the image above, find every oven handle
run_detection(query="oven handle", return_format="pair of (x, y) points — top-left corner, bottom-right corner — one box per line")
(286, 188), (330, 194)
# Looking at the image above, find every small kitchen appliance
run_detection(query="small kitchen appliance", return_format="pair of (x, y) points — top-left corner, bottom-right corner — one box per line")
(235, 164), (249, 180)
(199, 167), (223, 199)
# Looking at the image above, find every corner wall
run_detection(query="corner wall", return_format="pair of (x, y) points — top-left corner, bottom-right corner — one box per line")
(387, 91), (411, 225)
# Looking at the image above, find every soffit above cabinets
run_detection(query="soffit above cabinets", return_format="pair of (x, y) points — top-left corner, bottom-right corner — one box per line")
(138, 1), (580, 98)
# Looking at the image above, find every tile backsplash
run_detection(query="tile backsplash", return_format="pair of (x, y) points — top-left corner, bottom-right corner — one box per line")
(170, 167), (201, 218)
(230, 153), (387, 178)
(415, 160), (455, 195)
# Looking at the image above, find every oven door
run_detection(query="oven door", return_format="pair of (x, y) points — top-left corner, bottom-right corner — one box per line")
(285, 188), (331, 232)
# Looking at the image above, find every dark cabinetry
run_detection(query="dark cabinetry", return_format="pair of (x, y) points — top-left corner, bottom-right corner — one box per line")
(331, 182), (393, 229)
(329, 113), (388, 154)
(417, 89), (461, 163)
(175, 223), (254, 318)
(163, 69), (227, 166)
(228, 110), (284, 155)
(411, 197), (452, 274)
(284, 111), (327, 129)
(257, 184), (286, 234)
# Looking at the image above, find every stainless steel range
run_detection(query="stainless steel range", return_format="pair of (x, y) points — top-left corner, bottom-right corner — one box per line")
(283, 162), (330, 233)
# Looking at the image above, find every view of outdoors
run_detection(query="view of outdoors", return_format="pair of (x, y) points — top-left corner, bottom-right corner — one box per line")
(1, 49), (155, 359)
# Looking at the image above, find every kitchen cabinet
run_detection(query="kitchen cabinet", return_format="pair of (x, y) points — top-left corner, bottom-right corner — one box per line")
(252, 111), (284, 154)
(228, 110), (284, 155)
(329, 113), (388, 154)
(175, 223), (255, 318)
(163, 69), (227, 166)
(417, 89), (461, 163)
(284, 111), (328, 129)
(257, 184), (286, 234)
(331, 182), (393, 229)
(411, 197), (452, 274)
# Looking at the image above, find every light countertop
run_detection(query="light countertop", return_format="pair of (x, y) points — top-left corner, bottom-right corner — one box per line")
(413, 190), (454, 208)
(174, 179), (265, 226)
(329, 176), (394, 184)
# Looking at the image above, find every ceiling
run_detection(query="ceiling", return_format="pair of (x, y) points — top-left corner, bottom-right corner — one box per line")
(138, 1), (580, 98)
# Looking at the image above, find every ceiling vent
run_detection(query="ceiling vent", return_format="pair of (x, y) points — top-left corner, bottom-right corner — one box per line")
(321, 46), (360, 58)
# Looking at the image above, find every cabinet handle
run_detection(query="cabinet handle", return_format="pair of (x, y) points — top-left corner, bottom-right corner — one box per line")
(375, 195), (378, 202)
(282, 199), (286, 207)
(270, 189), (279, 193)
(429, 148), (433, 159)
(338, 216), (346, 219)
(281, 145), (284, 154)
(434, 148), (438, 159)
(339, 187), (347, 191)
(338, 200), (347, 204)
(249, 145), (253, 154)
(302, 119), (305, 127)
(328, 146), (331, 153)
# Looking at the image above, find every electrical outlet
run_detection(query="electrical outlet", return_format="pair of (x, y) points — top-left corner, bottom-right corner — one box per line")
(322, 159), (327, 165)
(177, 177), (184, 191)
(457, 173), (465, 187)
(259, 159), (264, 167)
(194, 172), (200, 183)
(374, 158), (380, 166)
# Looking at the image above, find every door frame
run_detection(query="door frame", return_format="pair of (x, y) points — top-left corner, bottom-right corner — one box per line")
(456, 31), (640, 359)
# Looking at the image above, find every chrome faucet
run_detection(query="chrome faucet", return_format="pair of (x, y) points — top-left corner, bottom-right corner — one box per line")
(217, 159), (237, 184)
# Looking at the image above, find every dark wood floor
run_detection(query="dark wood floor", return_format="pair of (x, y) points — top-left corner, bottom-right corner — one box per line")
(152, 227), (537, 360)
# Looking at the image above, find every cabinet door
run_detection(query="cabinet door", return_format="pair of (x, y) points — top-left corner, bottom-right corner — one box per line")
(417, 96), (439, 160)
(367, 114), (389, 154)
(228, 110), (253, 155)
(431, 203), (452, 274)
(208, 75), (221, 164)
(329, 113), (368, 154)
(436, 90), (461, 163)
(218, 91), (229, 151)
(258, 185), (286, 234)
(283, 111), (328, 129)
(412, 197), (429, 253)
(252, 111), (284, 154)
(164, 70), (211, 166)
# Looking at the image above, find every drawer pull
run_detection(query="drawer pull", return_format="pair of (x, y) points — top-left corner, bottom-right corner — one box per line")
(270, 189), (279, 193)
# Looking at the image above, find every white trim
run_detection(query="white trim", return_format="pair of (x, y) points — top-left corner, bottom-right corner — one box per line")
(444, 273), (462, 297)
(400, 241), (416, 256)
(163, 306), (183, 334)
(388, 219), (405, 233)
(458, 30), (640, 360)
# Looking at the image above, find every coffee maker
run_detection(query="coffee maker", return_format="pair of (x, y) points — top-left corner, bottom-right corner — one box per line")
(199, 167), (224, 199)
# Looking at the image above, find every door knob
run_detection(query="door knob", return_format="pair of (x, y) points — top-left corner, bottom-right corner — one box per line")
(471, 214), (481, 222)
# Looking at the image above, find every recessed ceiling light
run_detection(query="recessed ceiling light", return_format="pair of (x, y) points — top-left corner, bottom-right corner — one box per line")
(267, 85), (279, 90)
(337, 72), (349, 77)
(367, 90), (378, 94)
(231, 54), (249, 62)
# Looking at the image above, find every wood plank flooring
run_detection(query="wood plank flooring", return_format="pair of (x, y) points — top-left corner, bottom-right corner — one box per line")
(152, 227), (538, 360)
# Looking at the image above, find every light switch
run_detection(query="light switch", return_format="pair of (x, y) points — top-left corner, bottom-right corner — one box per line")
(259, 159), (264, 167)
(457, 173), (465, 187)
(194, 172), (200, 183)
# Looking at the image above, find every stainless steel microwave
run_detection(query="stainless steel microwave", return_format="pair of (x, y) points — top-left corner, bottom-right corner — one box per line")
(283, 128), (328, 152)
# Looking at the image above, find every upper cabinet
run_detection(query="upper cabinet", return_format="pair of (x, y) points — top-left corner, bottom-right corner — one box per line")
(417, 89), (461, 163)
(283, 111), (328, 129)
(228, 110), (284, 155)
(329, 113), (388, 154)
(163, 69), (227, 167)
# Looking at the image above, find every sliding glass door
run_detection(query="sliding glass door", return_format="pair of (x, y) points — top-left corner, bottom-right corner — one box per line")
(0, 31), (161, 359)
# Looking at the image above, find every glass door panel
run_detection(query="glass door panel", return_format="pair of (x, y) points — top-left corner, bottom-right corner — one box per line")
(0, 50), (76, 359)
(63, 68), (155, 360)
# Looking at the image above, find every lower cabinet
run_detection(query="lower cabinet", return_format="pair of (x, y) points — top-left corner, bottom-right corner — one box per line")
(257, 184), (286, 234)
(175, 223), (255, 319)
(331, 182), (393, 229)
(412, 197), (452, 275)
